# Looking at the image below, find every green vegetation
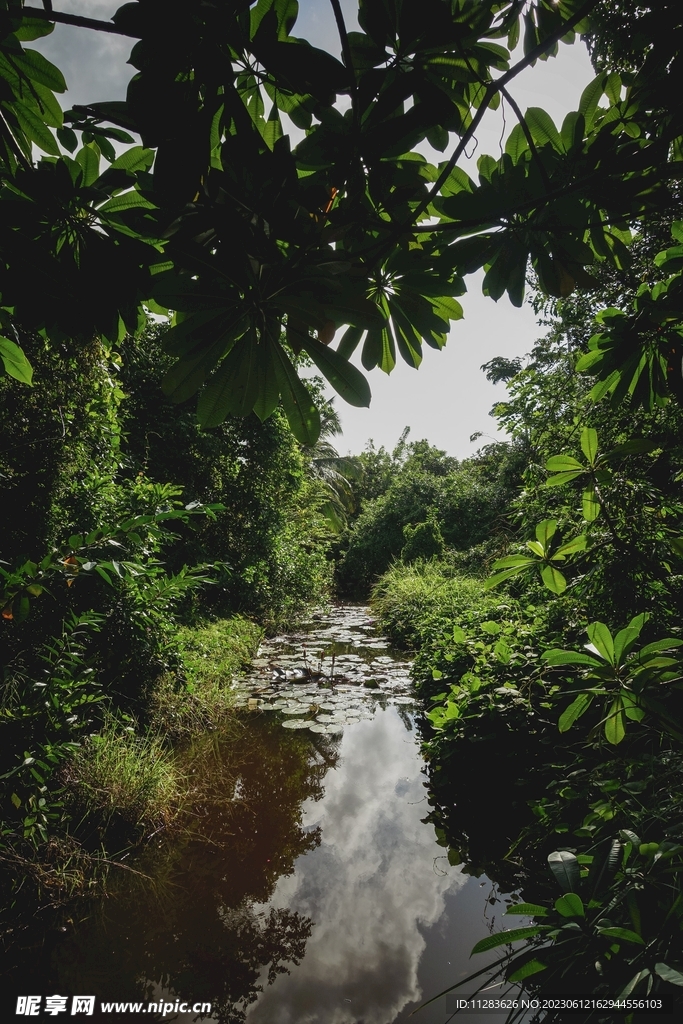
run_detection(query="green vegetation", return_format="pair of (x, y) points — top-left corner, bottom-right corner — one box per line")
(2, 0), (683, 1015)
(336, 438), (518, 596)
(0, 320), (335, 909)
(65, 722), (180, 833)
(371, 219), (683, 1014)
(150, 617), (263, 735)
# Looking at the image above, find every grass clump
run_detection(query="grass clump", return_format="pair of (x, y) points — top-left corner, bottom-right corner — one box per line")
(149, 615), (262, 735)
(372, 559), (500, 648)
(66, 722), (180, 832)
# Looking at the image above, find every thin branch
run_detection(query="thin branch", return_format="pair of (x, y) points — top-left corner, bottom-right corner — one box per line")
(328, 0), (359, 137)
(499, 84), (552, 193)
(22, 6), (139, 37)
(408, 0), (599, 228)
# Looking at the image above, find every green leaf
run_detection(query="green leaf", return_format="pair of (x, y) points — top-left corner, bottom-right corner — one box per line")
(555, 893), (585, 917)
(580, 426), (599, 464)
(270, 340), (321, 444)
(541, 564), (566, 594)
(484, 567), (530, 589)
(76, 143), (100, 186)
(655, 963), (683, 987)
(471, 927), (541, 956)
(598, 927), (645, 945)
(297, 334), (371, 407)
(337, 325), (363, 359)
(13, 101), (59, 154)
(604, 696), (626, 745)
(110, 146), (155, 172)
(492, 554), (537, 569)
(197, 331), (260, 426)
(504, 903), (548, 917)
(546, 455), (585, 472)
(525, 107), (561, 151)
(99, 190), (156, 213)
(12, 48), (66, 91)
(554, 534), (587, 557)
(0, 335), (33, 384)
(621, 692), (645, 723)
(558, 692), (594, 732)
(582, 487), (600, 522)
(548, 850), (581, 892)
(543, 649), (602, 667)
(535, 519), (557, 547)
(587, 622), (615, 665)
(545, 470), (585, 487)
(507, 959), (547, 983)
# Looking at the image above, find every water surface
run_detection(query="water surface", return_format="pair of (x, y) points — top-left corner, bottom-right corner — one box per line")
(5, 606), (510, 1023)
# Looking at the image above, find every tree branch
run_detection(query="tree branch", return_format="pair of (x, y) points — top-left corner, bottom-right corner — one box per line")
(408, 0), (599, 228)
(499, 84), (552, 193)
(22, 6), (139, 37)
(328, 0), (359, 134)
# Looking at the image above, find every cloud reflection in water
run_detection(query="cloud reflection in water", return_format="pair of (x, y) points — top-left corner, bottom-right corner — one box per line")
(246, 707), (466, 1024)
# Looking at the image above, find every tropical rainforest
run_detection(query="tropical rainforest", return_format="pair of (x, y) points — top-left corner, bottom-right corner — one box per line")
(2, 0), (683, 1019)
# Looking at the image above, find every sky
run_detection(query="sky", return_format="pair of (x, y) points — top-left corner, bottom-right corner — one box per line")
(33, 2), (595, 457)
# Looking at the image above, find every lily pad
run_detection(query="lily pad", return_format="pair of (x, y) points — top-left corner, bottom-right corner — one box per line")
(282, 719), (312, 729)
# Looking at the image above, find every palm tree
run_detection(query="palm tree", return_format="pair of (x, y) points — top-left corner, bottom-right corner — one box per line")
(302, 402), (362, 532)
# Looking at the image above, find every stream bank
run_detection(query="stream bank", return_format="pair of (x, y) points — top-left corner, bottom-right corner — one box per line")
(3, 605), (513, 1023)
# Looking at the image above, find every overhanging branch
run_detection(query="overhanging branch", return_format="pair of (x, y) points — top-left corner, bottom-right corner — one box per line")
(22, 6), (139, 37)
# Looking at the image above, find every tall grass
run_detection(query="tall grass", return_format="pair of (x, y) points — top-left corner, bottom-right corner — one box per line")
(371, 559), (502, 647)
(149, 615), (262, 735)
(66, 722), (180, 831)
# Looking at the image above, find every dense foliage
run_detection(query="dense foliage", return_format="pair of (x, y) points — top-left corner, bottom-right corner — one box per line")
(0, 319), (332, 896)
(336, 436), (520, 595)
(372, 218), (683, 1016)
(2, 0), (683, 444)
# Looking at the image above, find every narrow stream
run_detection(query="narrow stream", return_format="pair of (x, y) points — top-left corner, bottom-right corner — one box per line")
(6, 606), (512, 1023)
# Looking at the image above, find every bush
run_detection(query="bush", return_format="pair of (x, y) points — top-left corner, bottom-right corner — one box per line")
(372, 560), (502, 649)
(336, 441), (516, 597)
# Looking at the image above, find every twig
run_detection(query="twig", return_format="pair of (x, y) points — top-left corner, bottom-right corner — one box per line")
(22, 6), (139, 37)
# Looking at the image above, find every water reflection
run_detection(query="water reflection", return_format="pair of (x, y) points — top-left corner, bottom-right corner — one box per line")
(4, 607), (508, 1024)
(246, 709), (466, 1024)
(7, 720), (332, 1022)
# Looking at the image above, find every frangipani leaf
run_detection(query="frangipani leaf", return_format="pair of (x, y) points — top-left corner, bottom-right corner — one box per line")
(558, 692), (594, 732)
(471, 927), (542, 956)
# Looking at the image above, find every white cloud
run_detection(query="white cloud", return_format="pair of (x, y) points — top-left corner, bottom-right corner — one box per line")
(245, 710), (466, 1024)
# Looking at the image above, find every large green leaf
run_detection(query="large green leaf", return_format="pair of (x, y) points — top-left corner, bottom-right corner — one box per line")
(0, 335), (33, 384)
(543, 650), (602, 667)
(655, 964), (683, 987)
(541, 564), (566, 594)
(587, 621), (615, 665)
(555, 893), (585, 917)
(270, 340), (320, 444)
(580, 426), (599, 464)
(297, 334), (371, 407)
(11, 48), (66, 92)
(598, 927), (644, 945)
(13, 100), (59, 154)
(507, 959), (547, 983)
(99, 190), (156, 213)
(548, 850), (581, 893)
(504, 903), (548, 917)
(471, 927), (541, 956)
(558, 692), (594, 732)
(197, 331), (260, 426)
(604, 696), (626, 745)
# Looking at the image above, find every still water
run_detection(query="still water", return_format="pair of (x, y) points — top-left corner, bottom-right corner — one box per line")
(8, 607), (510, 1023)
